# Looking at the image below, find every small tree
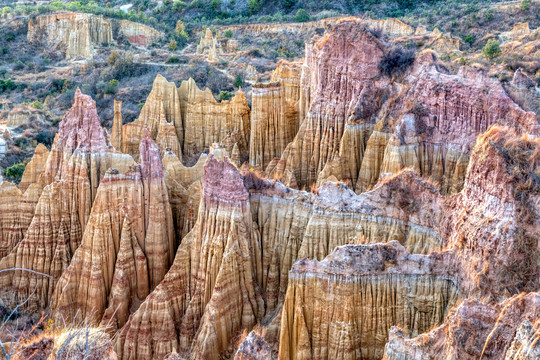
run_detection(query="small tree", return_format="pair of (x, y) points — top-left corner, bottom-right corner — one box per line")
(482, 39), (501, 59)
(169, 39), (177, 51)
(294, 8), (309, 22)
(283, 0), (295, 10)
(32, 100), (43, 109)
(5, 161), (26, 183)
(234, 75), (243, 88)
(218, 90), (232, 102)
(248, 0), (261, 14)
(224, 29), (234, 38)
(521, 0), (531, 11)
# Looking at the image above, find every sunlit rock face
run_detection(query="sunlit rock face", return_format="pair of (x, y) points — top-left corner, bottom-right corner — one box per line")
(121, 75), (250, 165)
(52, 131), (175, 331)
(0, 89), (133, 310)
(269, 20), (537, 196)
(27, 12), (113, 59)
(279, 242), (459, 360)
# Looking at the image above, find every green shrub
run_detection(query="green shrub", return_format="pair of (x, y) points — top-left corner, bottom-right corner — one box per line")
(169, 39), (177, 51)
(13, 60), (24, 70)
(0, 78), (17, 93)
(5, 161), (26, 183)
(233, 75), (243, 88)
(166, 55), (180, 63)
(463, 35), (475, 46)
(32, 100), (43, 109)
(294, 8), (309, 22)
(521, 0), (531, 11)
(283, 0), (295, 10)
(248, 0), (261, 14)
(224, 29), (233, 38)
(218, 90), (232, 102)
(482, 39), (502, 59)
(172, 1), (186, 11)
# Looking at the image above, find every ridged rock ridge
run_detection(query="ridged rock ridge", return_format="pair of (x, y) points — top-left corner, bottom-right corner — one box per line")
(0, 89), (134, 309)
(116, 155), (263, 360)
(279, 242), (459, 360)
(27, 12), (113, 59)
(52, 130), (174, 331)
(19, 143), (49, 193)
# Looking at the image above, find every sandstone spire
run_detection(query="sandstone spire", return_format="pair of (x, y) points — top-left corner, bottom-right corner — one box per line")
(111, 99), (123, 151)
(52, 131), (174, 325)
(0, 89), (134, 310)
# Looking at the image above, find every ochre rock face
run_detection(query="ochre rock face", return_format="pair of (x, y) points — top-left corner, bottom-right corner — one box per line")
(383, 292), (540, 360)
(19, 143), (49, 193)
(180, 78), (251, 162)
(250, 61), (302, 170)
(111, 100), (123, 151)
(275, 21), (387, 189)
(123, 74), (183, 157)
(279, 242), (459, 360)
(52, 131), (174, 329)
(6, 107), (46, 127)
(116, 156), (263, 360)
(118, 20), (163, 47)
(271, 21), (536, 195)
(0, 89), (133, 310)
(27, 12), (113, 59)
(196, 28), (221, 62)
(122, 75), (250, 165)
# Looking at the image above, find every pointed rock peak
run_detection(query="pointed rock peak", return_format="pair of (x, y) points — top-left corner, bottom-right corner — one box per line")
(203, 154), (249, 203)
(140, 130), (164, 179)
(34, 143), (49, 155)
(57, 88), (106, 151)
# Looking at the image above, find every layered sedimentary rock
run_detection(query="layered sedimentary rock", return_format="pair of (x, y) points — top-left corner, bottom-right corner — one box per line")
(383, 292), (540, 360)
(111, 100), (123, 151)
(116, 156), (263, 360)
(118, 20), (163, 47)
(0, 89), (133, 309)
(0, 182), (41, 259)
(27, 12), (113, 59)
(180, 77), (250, 161)
(279, 242), (459, 360)
(6, 107), (46, 126)
(273, 21), (388, 189)
(19, 143), (49, 193)
(122, 74), (182, 156)
(277, 126), (540, 359)
(196, 28), (221, 62)
(274, 21), (536, 194)
(122, 75), (250, 164)
(250, 61), (302, 170)
(52, 131), (174, 330)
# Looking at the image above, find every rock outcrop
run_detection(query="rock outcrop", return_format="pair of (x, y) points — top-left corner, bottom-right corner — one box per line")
(27, 12), (113, 59)
(250, 61), (302, 170)
(272, 21), (537, 195)
(19, 143), (49, 193)
(279, 242), (459, 360)
(196, 28), (221, 62)
(383, 292), (540, 360)
(111, 100), (123, 151)
(180, 77), (250, 161)
(6, 106), (46, 127)
(122, 75), (250, 164)
(235, 331), (272, 360)
(118, 20), (163, 47)
(52, 131), (174, 331)
(116, 156), (262, 360)
(0, 89), (133, 310)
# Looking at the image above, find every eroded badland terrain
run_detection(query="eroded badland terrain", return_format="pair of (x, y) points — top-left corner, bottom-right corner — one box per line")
(0, 0), (539, 358)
